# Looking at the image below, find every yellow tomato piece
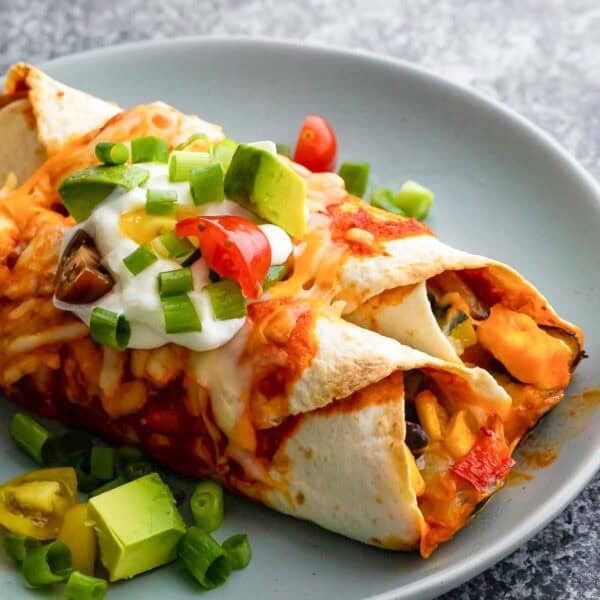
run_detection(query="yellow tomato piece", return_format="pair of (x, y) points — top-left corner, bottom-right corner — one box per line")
(444, 410), (478, 459)
(119, 209), (176, 246)
(477, 304), (572, 389)
(415, 390), (448, 442)
(58, 503), (96, 576)
(0, 468), (78, 540)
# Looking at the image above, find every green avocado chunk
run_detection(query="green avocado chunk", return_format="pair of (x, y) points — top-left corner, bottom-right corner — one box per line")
(58, 164), (150, 223)
(88, 472), (186, 582)
(224, 144), (307, 238)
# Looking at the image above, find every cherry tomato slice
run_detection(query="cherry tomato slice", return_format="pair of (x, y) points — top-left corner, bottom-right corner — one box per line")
(175, 216), (271, 300)
(293, 115), (337, 173)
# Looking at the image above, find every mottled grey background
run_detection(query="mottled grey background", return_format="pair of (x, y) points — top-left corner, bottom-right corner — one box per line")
(1, 1), (599, 598)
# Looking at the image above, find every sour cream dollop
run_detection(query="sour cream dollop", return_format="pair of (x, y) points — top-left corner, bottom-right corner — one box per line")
(54, 158), (293, 352)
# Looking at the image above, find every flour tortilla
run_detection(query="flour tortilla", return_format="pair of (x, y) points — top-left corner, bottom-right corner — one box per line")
(0, 63), (122, 184)
(195, 305), (509, 549)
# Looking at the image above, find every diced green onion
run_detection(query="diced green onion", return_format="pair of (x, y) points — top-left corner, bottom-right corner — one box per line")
(158, 268), (194, 298)
(90, 307), (131, 350)
(177, 527), (231, 589)
(338, 161), (370, 198)
(175, 133), (210, 152)
(393, 180), (434, 221)
(9, 412), (50, 464)
(58, 165), (150, 223)
(190, 164), (224, 205)
(22, 541), (72, 586)
(190, 481), (224, 533)
(131, 136), (169, 164)
(222, 534), (252, 570)
(263, 264), (288, 290)
(65, 571), (108, 600)
(161, 294), (202, 334)
(94, 142), (129, 166)
(370, 187), (406, 215)
(181, 248), (202, 268)
(151, 231), (195, 260)
(145, 188), (178, 215)
(123, 245), (157, 275)
(90, 447), (116, 481)
(42, 431), (92, 467)
(212, 139), (238, 174)
(122, 460), (154, 482)
(116, 446), (146, 474)
(168, 151), (213, 182)
(206, 280), (247, 320)
(74, 459), (99, 493)
(89, 475), (126, 497)
(3, 533), (41, 564)
(275, 143), (291, 158)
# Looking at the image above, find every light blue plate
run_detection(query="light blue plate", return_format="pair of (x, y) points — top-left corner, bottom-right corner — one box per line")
(1, 38), (599, 600)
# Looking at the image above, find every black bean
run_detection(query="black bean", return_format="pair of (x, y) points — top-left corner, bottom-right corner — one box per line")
(405, 421), (429, 455)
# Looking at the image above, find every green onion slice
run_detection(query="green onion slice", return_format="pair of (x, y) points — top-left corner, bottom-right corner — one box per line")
(65, 571), (108, 600)
(161, 294), (202, 334)
(145, 188), (178, 215)
(22, 541), (72, 587)
(89, 476), (126, 498)
(59, 165), (150, 222)
(275, 143), (291, 158)
(116, 446), (146, 473)
(370, 187), (406, 215)
(122, 460), (153, 482)
(90, 446), (116, 481)
(131, 136), (169, 164)
(90, 307), (131, 350)
(212, 138), (239, 174)
(190, 481), (224, 532)
(177, 527), (231, 590)
(123, 245), (157, 275)
(338, 161), (370, 198)
(206, 280), (247, 320)
(175, 133), (210, 152)
(222, 534), (252, 570)
(190, 164), (224, 205)
(158, 268), (194, 297)
(151, 231), (195, 260)
(9, 412), (50, 464)
(74, 459), (99, 493)
(168, 151), (213, 182)
(42, 431), (92, 467)
(94, 142), (129, 166)
(393, 180), (434, 221)
(263, 264), (288, 290)
(3, 533), (41, 564)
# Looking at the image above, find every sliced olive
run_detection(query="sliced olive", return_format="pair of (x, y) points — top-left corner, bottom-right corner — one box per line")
(405, 421), (429, 456)
(55, 230), (114, 303)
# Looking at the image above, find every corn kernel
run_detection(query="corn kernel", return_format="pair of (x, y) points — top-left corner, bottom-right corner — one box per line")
(415, 390), (447, 441)
(444, 409), (478, 458)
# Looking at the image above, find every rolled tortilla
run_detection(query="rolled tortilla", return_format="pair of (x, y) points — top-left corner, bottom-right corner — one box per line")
(0, 63), (122, 184)
(270, 169), (583, 424)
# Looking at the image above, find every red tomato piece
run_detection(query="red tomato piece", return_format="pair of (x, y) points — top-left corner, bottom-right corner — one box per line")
(451, 427), (515, 492)
(175, 216), (271, 300)
(293, 115), (338, 172)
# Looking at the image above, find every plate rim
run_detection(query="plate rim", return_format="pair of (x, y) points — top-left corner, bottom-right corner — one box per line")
(28, 35), (600, 599)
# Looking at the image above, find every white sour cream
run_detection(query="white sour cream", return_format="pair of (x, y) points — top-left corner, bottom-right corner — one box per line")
(54, 157), (293, 352)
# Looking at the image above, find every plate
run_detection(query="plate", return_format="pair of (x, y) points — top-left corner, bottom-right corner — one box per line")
(1, 37), (599, 600)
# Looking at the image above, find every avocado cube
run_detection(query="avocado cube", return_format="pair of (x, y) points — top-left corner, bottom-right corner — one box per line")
(224, 144), (307, 238)
(88, 473), (186, 581)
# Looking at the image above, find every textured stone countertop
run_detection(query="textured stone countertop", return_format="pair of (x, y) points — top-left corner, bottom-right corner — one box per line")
(1, 1), (599, 598)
